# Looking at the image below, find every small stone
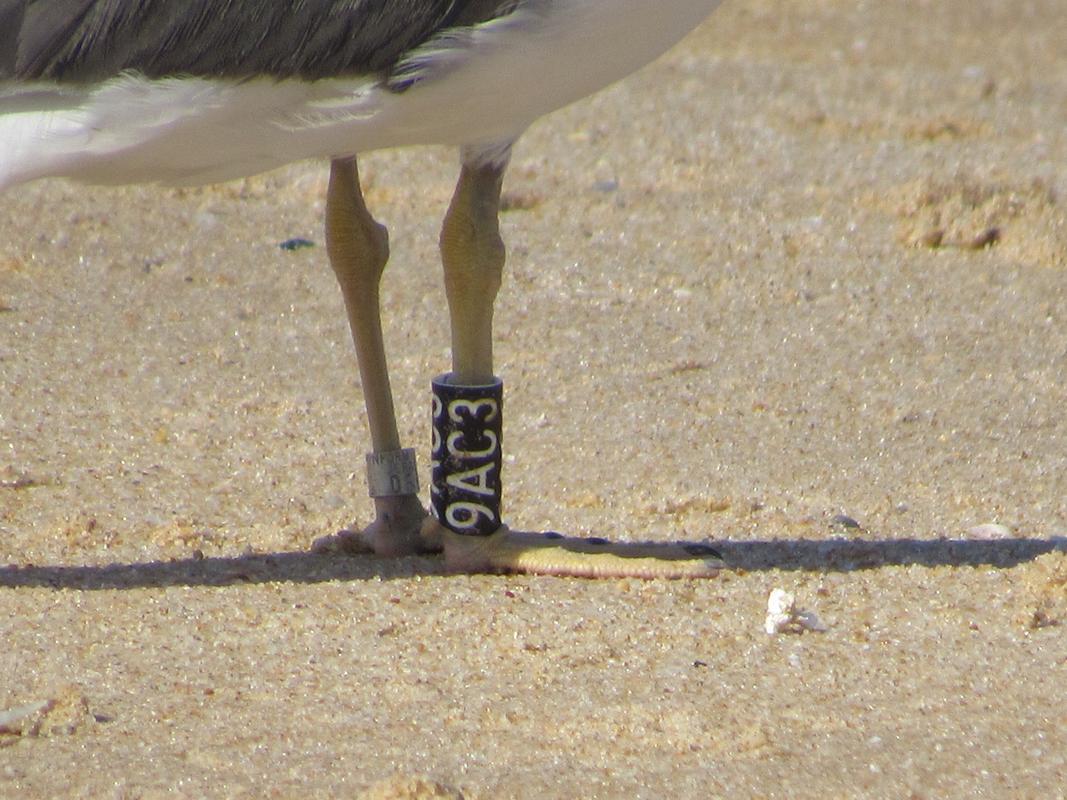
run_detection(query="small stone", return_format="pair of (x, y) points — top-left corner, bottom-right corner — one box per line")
(765, 588), (796, 634)
(0, 700), (51, 736)
(966, 523), (1011, 540)
(278, 237), (315, 251)
(765, 588), (828, 635)
(0, 688), (93, 741)
(830, 514), (862, 533)
(919, 228), (944, 248)
(966, 226), (1000, 249)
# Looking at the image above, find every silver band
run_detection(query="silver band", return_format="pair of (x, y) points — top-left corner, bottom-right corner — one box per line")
(365, 448), (419, 497)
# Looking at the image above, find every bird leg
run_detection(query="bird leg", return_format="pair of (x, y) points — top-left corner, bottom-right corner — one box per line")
(433, 154), (724, 578)
(318, 157), (436, 557)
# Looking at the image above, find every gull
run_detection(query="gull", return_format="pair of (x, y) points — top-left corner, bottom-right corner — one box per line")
(0, 0), (725, 577)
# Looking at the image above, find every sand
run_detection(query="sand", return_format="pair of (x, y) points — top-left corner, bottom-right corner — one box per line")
(2, 1), (1065, 797)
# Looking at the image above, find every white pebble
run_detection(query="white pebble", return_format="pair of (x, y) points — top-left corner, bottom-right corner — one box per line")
(764, 588), (828, 634)
(765, 588), (795, 634)
(966, 523), (1011, 540)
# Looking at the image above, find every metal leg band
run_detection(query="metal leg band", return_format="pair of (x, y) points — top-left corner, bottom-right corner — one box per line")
(365, 448), (419, 498)
(430, 374), (503, 536)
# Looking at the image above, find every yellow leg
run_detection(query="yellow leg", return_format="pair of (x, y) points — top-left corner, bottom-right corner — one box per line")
(439, 160), (505, 384)
(319, 157), (434, 557)
(435, 153), (723, 578)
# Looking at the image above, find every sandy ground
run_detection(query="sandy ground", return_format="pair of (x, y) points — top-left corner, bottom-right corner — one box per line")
(2, 1), (1066, 797)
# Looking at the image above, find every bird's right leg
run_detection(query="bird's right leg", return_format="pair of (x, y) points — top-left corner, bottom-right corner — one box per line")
(316, 157), (438, 556)
(430, 152), (724, 577)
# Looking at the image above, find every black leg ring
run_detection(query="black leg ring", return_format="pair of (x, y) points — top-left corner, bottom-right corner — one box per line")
(430, 374), (504, 535)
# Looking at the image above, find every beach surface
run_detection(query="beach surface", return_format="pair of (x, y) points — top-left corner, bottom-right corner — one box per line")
(2, 1), (1065, 797)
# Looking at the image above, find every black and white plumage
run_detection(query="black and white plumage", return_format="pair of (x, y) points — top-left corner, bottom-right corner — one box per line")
(3, 1), (508, 82)
(1, 0), (720, 185)
(0, 0), (726, 577)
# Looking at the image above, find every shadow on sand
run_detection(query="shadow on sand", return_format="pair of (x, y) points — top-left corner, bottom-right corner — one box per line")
(0, 537), (1063, 591)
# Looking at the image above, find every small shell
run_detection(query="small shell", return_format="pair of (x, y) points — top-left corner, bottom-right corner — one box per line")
(966, 523), (1012, 540)
(765, 588), (828, 634)
(765, 588), (797, 634)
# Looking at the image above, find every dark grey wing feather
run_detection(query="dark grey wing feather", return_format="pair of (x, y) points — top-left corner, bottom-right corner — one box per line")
(1, 0), (514, 83)
(0, 0), (92, 77)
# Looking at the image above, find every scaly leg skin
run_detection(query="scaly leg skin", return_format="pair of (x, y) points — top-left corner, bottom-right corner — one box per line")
(436, 149), (725, 578)
(315, 157), (436, 557)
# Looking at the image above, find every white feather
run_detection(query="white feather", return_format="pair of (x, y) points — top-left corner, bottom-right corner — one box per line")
(0, 0), (722, 188)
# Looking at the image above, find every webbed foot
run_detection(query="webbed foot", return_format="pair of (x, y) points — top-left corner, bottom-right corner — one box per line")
(438, 523), (724, 578)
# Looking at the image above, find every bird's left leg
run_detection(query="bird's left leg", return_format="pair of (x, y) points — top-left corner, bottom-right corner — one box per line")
(316, 157), (437, 557)
(433, 148), (723, 577)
